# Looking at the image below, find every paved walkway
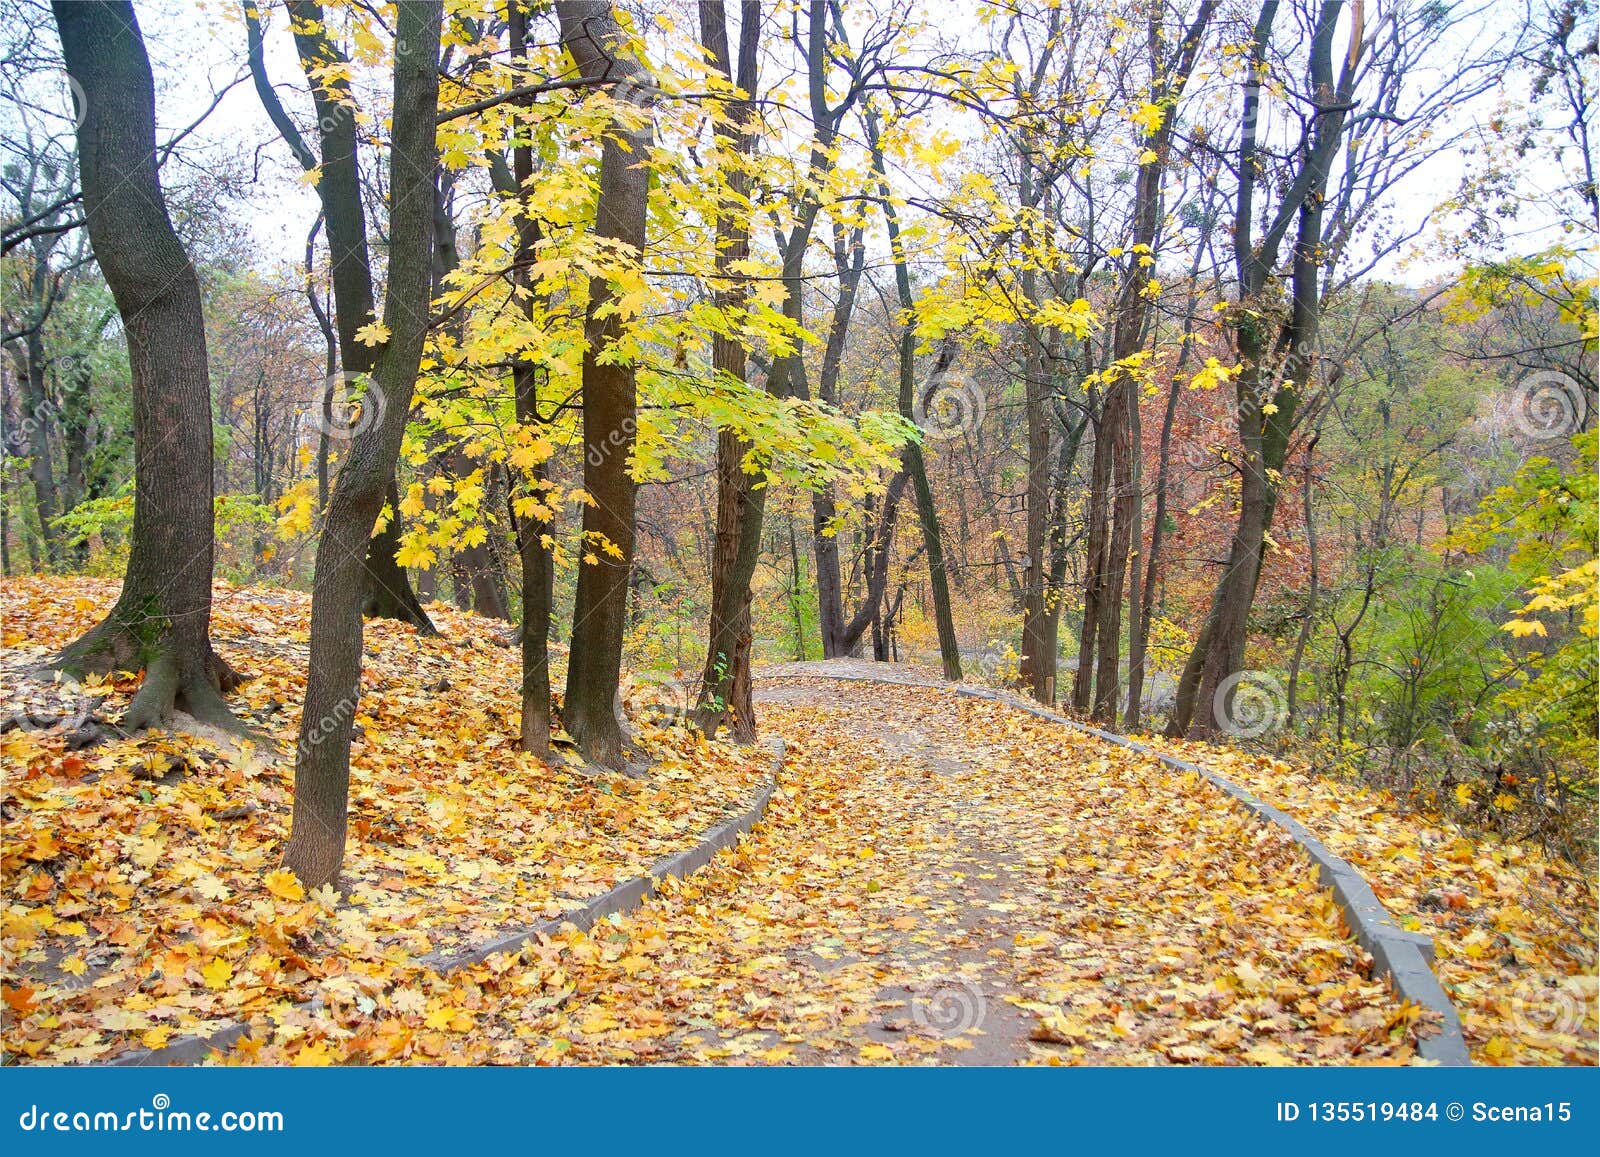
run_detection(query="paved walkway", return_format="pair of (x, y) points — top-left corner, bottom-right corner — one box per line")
(535, 664), (1417, 1065)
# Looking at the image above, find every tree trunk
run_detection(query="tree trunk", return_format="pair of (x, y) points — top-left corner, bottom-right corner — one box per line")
(809, 223), (865, 657)
(557, 0), (653, 768)
(865, 107), (962, 681)
(254, 0), (434, 633)
(1285, 431), (1320, 728)
(51, 0), (244, 730)
(1080, 2), (1215, 723)
(281, 1), (441, 887)
(431, 173), (508, 622)
(500, 1), (555, 757)
(1019, 311), (1057, 703)
(19, 304), (62, 565)
(693, 0), (763, 743)
(1174, 0), (1357, 738)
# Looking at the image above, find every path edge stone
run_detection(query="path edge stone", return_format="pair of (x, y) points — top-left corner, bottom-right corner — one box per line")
(103, 741), (783, 1067)
(764, 669), (1471, 1067)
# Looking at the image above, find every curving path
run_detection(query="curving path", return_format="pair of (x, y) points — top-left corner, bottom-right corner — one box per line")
(533, 669), (1431, 1065)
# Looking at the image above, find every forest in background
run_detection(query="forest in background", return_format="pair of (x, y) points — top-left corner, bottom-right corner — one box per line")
(2, 0), (1595, 890)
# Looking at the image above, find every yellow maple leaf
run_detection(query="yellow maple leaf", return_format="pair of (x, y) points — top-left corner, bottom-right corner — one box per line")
(354, 320), (391, 346)
(293, 1041), (333, 1066)
(200, 958), (233, 990)
(263, 869), (305, 903)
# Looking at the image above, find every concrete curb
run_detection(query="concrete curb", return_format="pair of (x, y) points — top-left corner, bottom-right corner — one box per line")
(763, 670), (1470, 1067)
(105, 742), (783, 1067)
(421, 743), (782, 973)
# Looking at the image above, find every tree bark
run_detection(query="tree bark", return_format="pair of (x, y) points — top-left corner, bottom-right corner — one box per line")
(251, 0), (434, 634)
(809, 219), (866, 657)
(866, 106), (962, 681)
(1179, 0), (1358, 737)
(1018, 269), (1057, 703)
(499, 1), (556, 758)
(51, 0), (245, 730)
(557, 0), (653, 768)
(431, 172), (509, 621)
(692, 0), (764, 743)
(281, 2), (441, 887)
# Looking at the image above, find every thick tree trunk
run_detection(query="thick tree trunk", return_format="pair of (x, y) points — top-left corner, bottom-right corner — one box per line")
(51, 0), (244, 730)
(281, 2), (441, 886)
(557, 0), (652, 768)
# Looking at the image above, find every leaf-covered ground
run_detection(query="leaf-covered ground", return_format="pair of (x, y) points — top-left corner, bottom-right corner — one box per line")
(1, 577), (768, 1064)
(1, 583), (1588, 1066)
(1145, 735), (1597, 1066)
(763, 660), (1597, 1066)
(411, 677), (1431, 1066)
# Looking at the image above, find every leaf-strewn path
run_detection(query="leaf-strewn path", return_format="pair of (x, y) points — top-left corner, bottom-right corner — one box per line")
(510, 669), (1424, 1065)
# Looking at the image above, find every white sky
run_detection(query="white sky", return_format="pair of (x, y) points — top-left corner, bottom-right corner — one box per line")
(13, 0), (1595, 287)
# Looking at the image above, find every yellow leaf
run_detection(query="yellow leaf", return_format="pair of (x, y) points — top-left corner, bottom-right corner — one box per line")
(293, 1041), (333, 1066)
(201, 958), (233, 990)
(354, 320), (391, 346)
(263, 869), (305, 903)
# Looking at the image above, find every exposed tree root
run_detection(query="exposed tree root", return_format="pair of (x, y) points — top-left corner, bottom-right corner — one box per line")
(55, 617), (251, 735)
